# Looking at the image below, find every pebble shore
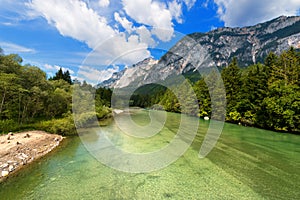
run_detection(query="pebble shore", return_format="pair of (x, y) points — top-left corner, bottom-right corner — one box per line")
(0, 131), (63, 182)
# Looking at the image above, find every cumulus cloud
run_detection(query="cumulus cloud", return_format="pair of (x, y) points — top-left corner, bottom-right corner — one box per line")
(122, 0), (174, 41)
(84, 33), (151, 66)
(0, 42), (36, 53)
(29, 0), (115, 49)
(114, 12), (134, 33)
(136, 26), (156, 47)
(98, 0), (110, 7)
(25, 0), (200, 83)
(28, 0), (194, 67)
(168, 0), (183, 23)
(213, 0), (300, 27)
(29, 0), (152, 66)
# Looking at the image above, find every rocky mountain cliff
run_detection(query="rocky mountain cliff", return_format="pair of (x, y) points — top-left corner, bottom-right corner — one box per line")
(100, 58), (158, 88)
(98, 16), (300, 88)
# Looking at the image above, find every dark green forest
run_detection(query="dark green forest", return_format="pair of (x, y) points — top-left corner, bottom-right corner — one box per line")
(0, 48), (112, 135)
(0, 47), (299, 135)
(131, 48), (300, 133)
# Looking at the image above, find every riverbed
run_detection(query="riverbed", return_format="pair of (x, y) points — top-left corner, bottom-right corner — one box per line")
(0, 110), (299, 199)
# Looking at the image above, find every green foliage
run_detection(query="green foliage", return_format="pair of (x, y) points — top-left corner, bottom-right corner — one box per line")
(130, 47), (300, 133)
(96, 106), (112, 119)
(49, 68), (73, 84)
(193, 77), (211, 117)
(36, 115), (76, 136)
(229, 111), (241, 122)
(0, 51), (112, 135)
(0, 119), (19, 133)
(160, 88), (180, 113)
(95, 87), (112, 107)
(221, 57), (241, 120)
(130, 84), (166, 108)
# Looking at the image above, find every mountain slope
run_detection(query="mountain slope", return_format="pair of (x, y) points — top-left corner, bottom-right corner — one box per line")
(99, 16), (300, 89)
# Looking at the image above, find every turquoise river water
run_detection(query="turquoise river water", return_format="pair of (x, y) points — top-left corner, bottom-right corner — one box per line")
(0, 109), (299, 199)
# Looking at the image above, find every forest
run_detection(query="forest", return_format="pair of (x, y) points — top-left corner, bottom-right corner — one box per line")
(0, 47), (299, 135)
(131, 47), (300, 133)
(0, 48), (112, 135)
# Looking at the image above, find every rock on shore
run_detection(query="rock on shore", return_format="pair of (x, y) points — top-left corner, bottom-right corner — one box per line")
(0, 131), (63, 182)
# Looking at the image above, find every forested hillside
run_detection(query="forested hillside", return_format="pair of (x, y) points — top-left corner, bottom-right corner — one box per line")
(1, 47), (299, 135)
(131, 48), (300, 133)
(0, 49), (112, 135)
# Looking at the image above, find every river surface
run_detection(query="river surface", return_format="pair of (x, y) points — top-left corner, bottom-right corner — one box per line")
(0, 109), (299, 199)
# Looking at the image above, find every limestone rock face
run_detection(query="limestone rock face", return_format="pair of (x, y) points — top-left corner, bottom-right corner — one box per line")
(98, 16), (300, 89)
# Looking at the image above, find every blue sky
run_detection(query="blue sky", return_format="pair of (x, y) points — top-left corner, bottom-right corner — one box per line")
(0, 0), (300, 84)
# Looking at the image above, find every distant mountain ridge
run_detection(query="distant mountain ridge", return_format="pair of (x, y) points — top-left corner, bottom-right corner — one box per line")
(98, 16), (300, 88)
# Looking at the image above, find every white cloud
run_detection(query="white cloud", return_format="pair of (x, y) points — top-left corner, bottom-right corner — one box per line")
(1, 22), (14, 26)
(210, 25), (217, 30)
(43, 64), (75, 74)
(29, 0), (115, 49)
(136, 26), (156, 47)
(98, 0), (110, 7)
(183, 0), (197, 10)
(0, 0), (38, 23)
(26, 0), (199, 71)
(168, 0), (183, 23)
(78, 65), (119, 84)
(29, 0), (152, 65)
(114, 12), (134, 33)
(0, 42), (36, 53)
(213, 0), (300, 27)
(122, 0), (174, 41)
(85, 33), (151, 66)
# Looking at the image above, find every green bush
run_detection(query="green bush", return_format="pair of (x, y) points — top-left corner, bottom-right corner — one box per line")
(36, 115), (77, 136)
(0, 119), (19, 134)
(74, 112), (97, 128)
(96, 106), (112, 119)
(228, 111), (242, 123)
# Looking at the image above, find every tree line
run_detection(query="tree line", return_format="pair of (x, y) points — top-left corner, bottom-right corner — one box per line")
(131, 47), (300, 133)
(0, 49), (112, 135)
(1, 47), (298, 134)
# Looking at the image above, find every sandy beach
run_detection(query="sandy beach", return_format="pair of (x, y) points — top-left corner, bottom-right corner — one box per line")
(0, 131), (63, 182)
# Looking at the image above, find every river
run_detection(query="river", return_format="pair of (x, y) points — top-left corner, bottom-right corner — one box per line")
(0, 109), (299, 199)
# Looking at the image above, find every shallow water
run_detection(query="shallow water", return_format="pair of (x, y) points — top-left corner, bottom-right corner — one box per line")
(0, 110), (299, 199)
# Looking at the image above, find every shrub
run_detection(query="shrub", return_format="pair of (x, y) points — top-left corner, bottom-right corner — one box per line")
(36, 115), (77, 136)
(74, 112), (97, 128)
(0, 120), (19, 134)
(96, 106), (112, 119)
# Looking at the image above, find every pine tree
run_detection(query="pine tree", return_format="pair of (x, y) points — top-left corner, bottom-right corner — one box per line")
(50, 68), (72, 84)
(63, 70), (72, 84)
(221, 57), (241, 121)
(51, 68), (64, 81)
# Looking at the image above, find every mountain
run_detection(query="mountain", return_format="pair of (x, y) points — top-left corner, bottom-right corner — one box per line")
(98, 16), (300, 89)
(99, 58), (158, 88)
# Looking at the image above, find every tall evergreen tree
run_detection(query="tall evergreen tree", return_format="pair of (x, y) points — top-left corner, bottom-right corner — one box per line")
(50, 68), (72, 84)
(221, 57), (241, 121)
(51, 68), (64, 81)
(63, 70), (72, 84)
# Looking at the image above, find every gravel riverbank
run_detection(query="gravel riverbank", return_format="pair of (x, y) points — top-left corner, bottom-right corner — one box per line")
(0, 131), (63, 182)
